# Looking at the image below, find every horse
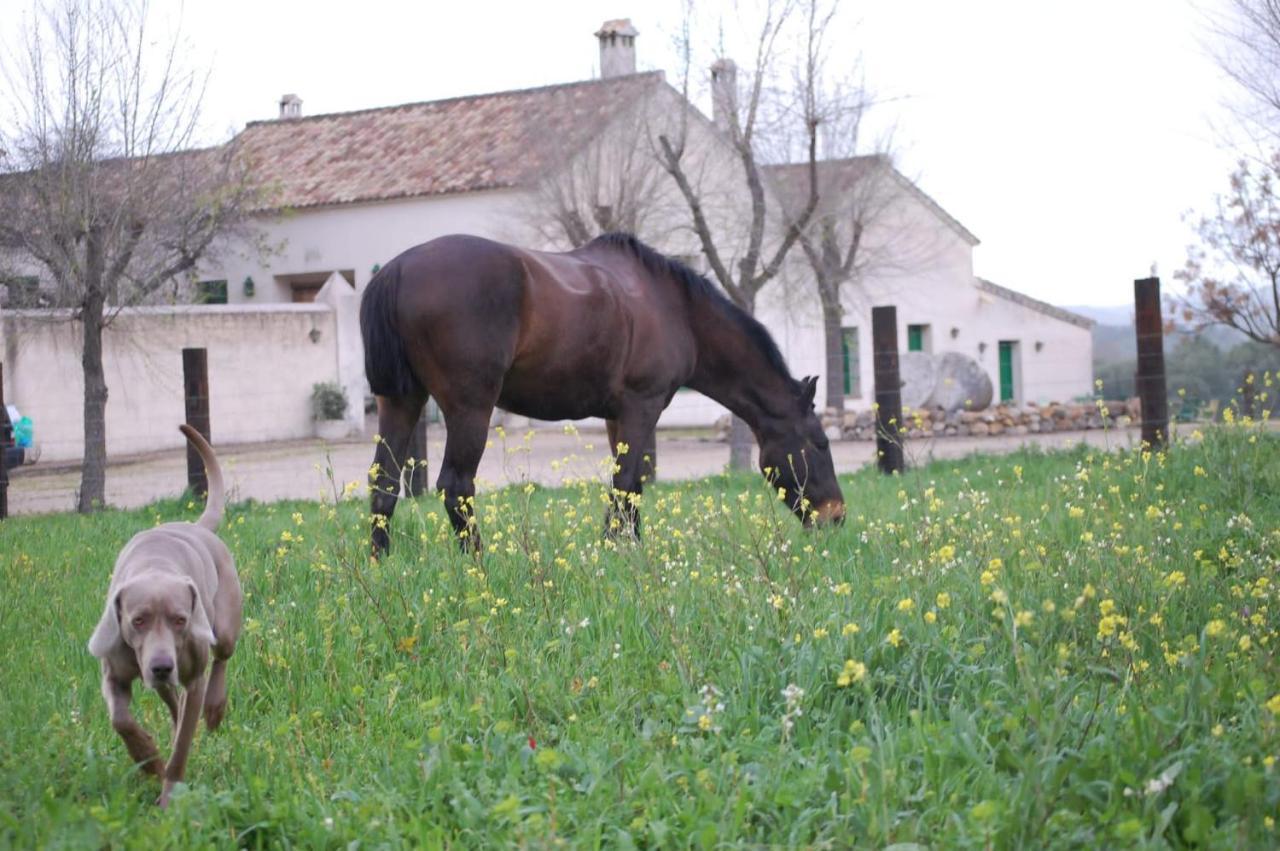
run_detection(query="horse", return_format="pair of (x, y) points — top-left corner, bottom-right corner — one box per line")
(359, 232), (845, 555)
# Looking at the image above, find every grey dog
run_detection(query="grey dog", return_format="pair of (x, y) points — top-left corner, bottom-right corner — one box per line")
(88, 424), (243, 808)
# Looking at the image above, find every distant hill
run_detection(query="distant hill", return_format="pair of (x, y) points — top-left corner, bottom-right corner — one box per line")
(1057, 305), (1251, 362)
(1062, 305), (1132, 326)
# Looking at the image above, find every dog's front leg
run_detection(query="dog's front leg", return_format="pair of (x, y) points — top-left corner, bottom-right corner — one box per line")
(157, 673), (206, 808)
(102, 674), (162, 777)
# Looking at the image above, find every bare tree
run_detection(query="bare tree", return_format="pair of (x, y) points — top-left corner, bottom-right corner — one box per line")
(0, 0), (260, 512)
(523, 97), (673, 249)
(772, 153), (898, 411)
(1210, 0), (1280, 139)
(655, 0), (827, 469)
(1174, 153), (1280, 348)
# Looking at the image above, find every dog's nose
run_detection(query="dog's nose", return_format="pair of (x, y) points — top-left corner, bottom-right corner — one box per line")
(151, 659), (174, 681)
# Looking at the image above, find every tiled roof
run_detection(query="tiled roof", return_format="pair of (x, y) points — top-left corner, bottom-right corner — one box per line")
(976, 278), (1095, 329)
(234, 72), (665, 211)
(764, 156), (980, 246)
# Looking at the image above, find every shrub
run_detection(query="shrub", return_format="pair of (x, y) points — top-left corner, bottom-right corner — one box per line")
(310, 382), (348, 420)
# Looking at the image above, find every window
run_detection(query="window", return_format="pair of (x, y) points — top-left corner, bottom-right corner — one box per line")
(907, 323), (930, 353)
(197, 279), (228, 304)
(841, 326), (860, 398)
(3, 276), (40, 308)
(276, 270), (355, 303)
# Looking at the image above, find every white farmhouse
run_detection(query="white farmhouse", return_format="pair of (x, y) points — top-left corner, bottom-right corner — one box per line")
(196, 18), (1091, 429)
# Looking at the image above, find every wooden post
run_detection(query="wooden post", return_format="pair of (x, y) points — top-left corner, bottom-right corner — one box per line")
(0, 363), (9, 520)
(1241, 370), (1257, 420)
(872, 305), (905, 475)
(407, 405), (428, 497)
(182, 348), (211, 497)
(1133, 278), (1169, 449)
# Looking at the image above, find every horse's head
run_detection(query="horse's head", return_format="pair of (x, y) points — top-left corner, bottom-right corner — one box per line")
(757, 376), (846, 527)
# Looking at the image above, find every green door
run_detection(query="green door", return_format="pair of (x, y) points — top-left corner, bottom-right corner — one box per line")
(998, 341), (1016, 403)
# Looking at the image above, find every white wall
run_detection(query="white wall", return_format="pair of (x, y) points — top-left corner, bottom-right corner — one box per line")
(3, 304), (342, 462)
(212, 188), (529, 304)
(758, 185), (1094, 411)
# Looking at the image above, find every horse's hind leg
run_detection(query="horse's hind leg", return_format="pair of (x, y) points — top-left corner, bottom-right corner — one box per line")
(370, 393), (427, 556)
(436, 406), (492, 553)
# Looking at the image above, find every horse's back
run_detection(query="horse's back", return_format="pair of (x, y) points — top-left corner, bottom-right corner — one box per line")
(367, 234), (692, 419)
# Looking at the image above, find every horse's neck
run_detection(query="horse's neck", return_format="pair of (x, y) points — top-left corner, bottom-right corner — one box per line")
(687, 300), (793, 434)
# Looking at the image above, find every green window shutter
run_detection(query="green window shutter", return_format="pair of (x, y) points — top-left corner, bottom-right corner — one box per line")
(999, 341), (1015, 402)
(841, 332), (851, 395)
(199, 279), (228, 304)
(841, 327), (859, 397)
(907, 325), (924, 352)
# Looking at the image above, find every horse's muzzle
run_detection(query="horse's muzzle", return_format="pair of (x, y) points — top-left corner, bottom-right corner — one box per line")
(812, 499), (846, 526)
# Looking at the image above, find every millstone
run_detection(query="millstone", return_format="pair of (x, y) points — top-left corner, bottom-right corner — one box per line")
(898, 352), (938, 410)
(929, 351), (994, 412)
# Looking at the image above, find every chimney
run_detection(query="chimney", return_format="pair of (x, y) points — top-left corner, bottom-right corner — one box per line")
(278, 93), (302, 120)
(595, 19), (638, 78)
(710, 59), (737, 131)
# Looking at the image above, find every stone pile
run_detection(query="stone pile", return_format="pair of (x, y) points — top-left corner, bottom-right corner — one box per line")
(713, 399), (1143, 442)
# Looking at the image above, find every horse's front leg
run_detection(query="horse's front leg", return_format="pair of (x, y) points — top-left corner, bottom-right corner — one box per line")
(605, 409), (661, 540)
(436, 406), (492, 553)
(370, 393), (426, 557)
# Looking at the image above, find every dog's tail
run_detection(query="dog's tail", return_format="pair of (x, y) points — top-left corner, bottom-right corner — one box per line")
(179, 424), (225, 531)
(360, 260), (424, 397)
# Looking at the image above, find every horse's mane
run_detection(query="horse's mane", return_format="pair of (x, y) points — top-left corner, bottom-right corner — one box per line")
(589, 232), (796, 386)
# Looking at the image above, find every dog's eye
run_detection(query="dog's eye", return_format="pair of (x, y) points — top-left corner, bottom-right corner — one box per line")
(131, 616), (146, 628)
(173, 616), (188, 628)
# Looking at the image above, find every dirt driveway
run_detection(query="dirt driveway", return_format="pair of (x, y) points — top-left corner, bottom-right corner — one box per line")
(6, 423), (1158, 517)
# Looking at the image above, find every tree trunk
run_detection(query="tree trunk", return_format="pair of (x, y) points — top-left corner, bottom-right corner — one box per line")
(728, 415), (753, 471)
(725, 285), (758, 472)
(78, 289), (109, 513)
(821, 293), (845, 413)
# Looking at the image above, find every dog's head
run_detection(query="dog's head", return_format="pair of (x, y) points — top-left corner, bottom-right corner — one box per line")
(88, 572), (215, 688)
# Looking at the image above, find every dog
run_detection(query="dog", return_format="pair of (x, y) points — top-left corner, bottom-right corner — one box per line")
(88, 424), (243, 808)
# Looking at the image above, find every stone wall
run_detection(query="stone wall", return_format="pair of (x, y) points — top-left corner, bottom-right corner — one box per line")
(715, 399), (1143, 443)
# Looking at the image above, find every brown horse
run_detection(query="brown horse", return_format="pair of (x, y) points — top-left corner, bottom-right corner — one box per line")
(360, 232), (845, 555)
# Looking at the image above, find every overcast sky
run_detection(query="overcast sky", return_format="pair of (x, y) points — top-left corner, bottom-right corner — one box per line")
(5, 0), (1246, 308)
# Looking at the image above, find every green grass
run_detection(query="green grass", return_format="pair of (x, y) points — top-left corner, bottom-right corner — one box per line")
(1, 423), (1279, 848)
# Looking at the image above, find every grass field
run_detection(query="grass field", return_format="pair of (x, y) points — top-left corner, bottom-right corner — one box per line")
(1, 419), (1278, 848)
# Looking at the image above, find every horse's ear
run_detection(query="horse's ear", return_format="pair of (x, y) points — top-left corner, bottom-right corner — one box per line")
(799, 376), (819, 411)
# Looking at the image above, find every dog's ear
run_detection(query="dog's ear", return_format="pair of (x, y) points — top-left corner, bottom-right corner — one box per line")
(88, 584), (128, 658)
(185, 579), (216, 647)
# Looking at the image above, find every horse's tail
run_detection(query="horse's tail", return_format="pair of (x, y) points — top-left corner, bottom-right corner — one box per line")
(360, 261), (424, 397)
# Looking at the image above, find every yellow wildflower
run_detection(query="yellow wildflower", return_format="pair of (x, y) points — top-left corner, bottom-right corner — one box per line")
(837, 659), (867, 687)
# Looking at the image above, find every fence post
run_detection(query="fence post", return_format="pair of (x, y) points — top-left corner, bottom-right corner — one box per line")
(1133, 277), (1169, 449)
(182, 348), (211, 497)
(407, 404), (428, 497)
(872, 305), (905, 475)
(1241, 370), (1257, 420)
(0, 362), (9, 520)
